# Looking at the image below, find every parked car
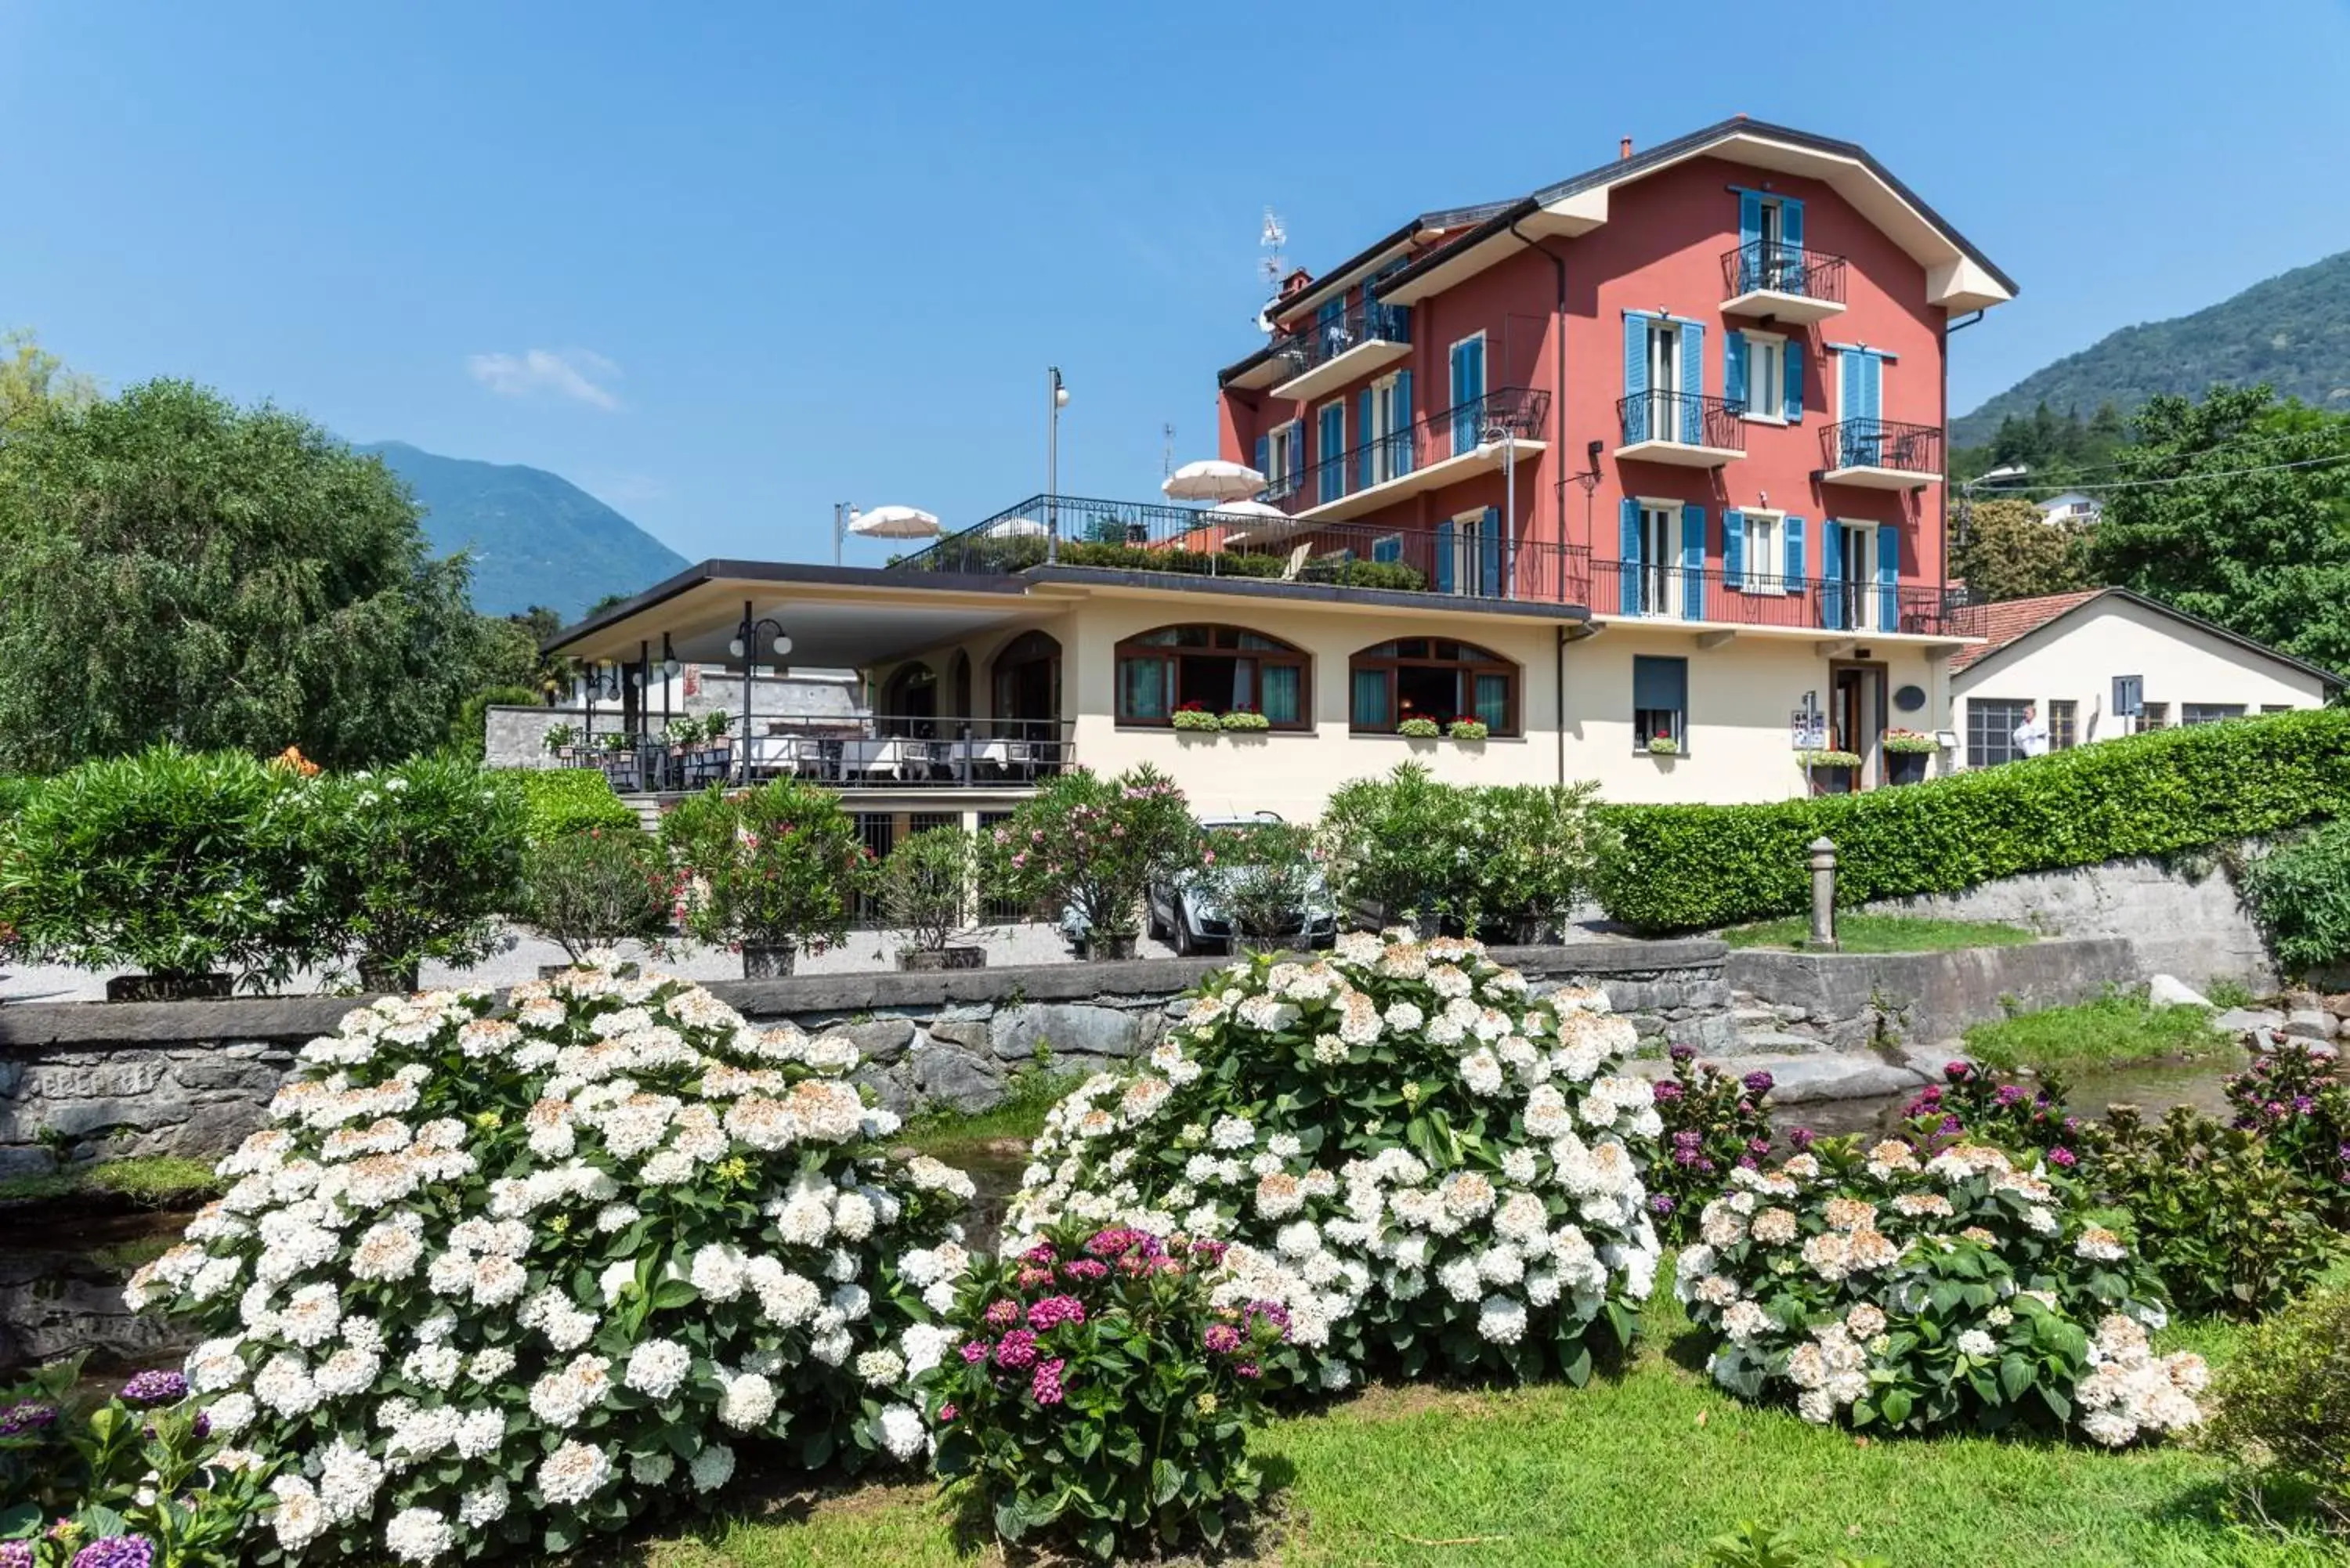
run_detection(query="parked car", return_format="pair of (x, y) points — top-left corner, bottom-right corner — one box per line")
(1145, 812), (1338, 956)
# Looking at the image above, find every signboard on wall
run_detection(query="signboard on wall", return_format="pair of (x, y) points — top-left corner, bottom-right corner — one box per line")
(1790, 691), (1826, 750)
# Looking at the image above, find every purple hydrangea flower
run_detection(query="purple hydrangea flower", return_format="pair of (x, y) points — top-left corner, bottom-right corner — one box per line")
(2048, 1147), (2078, 1169)
(1944, 1060), (1973, 1081)
(994, 1329), (1039, 1371)
(1650, 1081), (1685, 1104)
(1, 1541), (34, 1568)
(70, 1539), (154, 1568)
(0, 1401), (57, 1436)
(1668, 1043), (1697, 1064)
(1025, 1295), (1088, 1331)
(1789, 1127), (1816, 1150)
(118, 1370), (187, 1408)
(1648, 1192), (1677, 1216)
(982, 1300), (1020, 1330)
(1203, 1323), (1242, 1354)
(1741, 1070), (1775, 1095)
(1994, 1085), (2027, 1107)
(1030, 1357), (1068, 1407)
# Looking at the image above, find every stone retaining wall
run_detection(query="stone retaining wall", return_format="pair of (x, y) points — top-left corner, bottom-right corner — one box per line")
(0, 941), (1728, 1170)
(1726, 937), (2140, 1053)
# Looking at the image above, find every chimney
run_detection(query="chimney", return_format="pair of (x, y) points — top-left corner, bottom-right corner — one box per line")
(1278, 267), (1314, 300)
(1619, 136), (1633, 161)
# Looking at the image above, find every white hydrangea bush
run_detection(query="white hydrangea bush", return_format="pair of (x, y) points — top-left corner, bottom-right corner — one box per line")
(1676, 1138), (2205, 1445)
(126, 961), (977, 1563)
(1006, 930), (1663, 1386)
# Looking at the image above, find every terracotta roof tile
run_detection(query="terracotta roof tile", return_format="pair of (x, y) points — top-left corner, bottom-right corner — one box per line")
(1947, 589), (2106, 672)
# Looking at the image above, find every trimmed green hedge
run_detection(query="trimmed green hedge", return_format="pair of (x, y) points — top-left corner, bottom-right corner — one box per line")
(513, 767), (636, 844)
(1594, 710), (2350, 933)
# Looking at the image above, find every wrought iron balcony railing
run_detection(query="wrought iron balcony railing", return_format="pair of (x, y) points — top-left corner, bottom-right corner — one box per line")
(1822, 417), (1944, 475)
(1269, 386), (1549, 517)
(1268, 299), (1411, 382)
(1720, 240), (1848, 304)
(1586, 558), (1980, 637)
(538, 717), (1076, 792)
(1616, 389), (1744, 450)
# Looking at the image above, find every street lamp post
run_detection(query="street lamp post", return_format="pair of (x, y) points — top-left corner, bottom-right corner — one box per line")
(728, 602), (794, 784)
(1046, 367), (1068, 564)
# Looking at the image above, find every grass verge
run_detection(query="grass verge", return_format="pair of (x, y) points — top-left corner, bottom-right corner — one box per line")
(894, 1065), (1079, 1167)
(0, 1154), (222, 1206)
(613, 1282), (2339, 1568)
(1964, 992), (2234, 1075)
(1720, 914), (2040, 953)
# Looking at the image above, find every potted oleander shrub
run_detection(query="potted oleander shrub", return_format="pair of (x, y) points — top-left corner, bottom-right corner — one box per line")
(1800, 748), (1862, 794)
(310, 754), (529, 992)
(514, 822), (677, 976)
(1316, 763), (1456, 934)
(1443, 782), (1609, 941)
(880, 826), (990, 971)
(1200, 818), (1323, 950)
(0, 746), (328, 999)
(661, 777), (870, 977)
(1881, 728), (1936, 786)
(982, 765), (1195, 960)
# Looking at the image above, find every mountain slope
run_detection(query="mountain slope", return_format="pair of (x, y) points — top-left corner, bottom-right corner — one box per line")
(356, 441), (688, 618)
(1954, 250), (2350, 448)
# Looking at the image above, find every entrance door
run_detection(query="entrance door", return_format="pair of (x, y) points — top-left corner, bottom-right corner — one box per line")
(1829, 662), (1887, 789)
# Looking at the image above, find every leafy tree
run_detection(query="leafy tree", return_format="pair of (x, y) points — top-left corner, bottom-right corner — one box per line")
(1950, 497), (2093, 602)
(1951, 399), (2129, 483)
(0, 327), (98, 438)
(2084, 385), (2350, 671)
(0, 379), (492, 771)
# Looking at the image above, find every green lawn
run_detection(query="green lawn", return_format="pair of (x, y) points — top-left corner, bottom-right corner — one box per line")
(892, 1068), (1076, 1167)
(0, 1154), (222, 1206)
(1963, 992), (2233, 1075)
(611, 1286), (2343, 1568)
(1720, 914), (2040, 954)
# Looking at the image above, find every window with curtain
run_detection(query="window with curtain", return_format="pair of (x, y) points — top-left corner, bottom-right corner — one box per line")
(1112, 625), (1311, 728)
(1632, 655), (1687, 752)
(1347, 638), (1518, 735)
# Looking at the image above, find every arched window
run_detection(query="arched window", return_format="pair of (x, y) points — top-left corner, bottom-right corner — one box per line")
(989, 630), (1061, 732)
(880, 663), (938, 736)
(1349, 638), (1517, 735)
(1115, 624), (1310, 729)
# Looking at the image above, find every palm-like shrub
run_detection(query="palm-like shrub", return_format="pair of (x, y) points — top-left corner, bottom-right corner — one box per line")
(1676, 1138), (2203, 1445)
(126, 963), (976, 1562)
(1007, 931), (1663, 1386)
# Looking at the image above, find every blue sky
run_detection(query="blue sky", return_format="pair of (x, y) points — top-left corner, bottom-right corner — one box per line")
(5, 1), (2348, 567)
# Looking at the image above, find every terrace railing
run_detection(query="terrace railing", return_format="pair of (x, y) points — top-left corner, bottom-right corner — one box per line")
(1823, 417), (1944, 476)
(1267, 298), (1411, 382)
(1268, 386), (1550, 518)
(1720, 240), (1848, 305)
(548, 716), (1075, 793)
(1617, 388), (1744, 450)
(1587, 562), (1982, 637)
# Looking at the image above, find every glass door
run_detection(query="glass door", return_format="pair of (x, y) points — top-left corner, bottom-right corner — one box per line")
(1646, 323), (1679, 443)
(1640, 505), (1676, 616)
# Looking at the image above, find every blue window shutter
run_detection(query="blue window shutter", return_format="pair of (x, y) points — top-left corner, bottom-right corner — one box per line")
(1434, 519), (1456, 594)
(1618, 497), (1642, 615)
(1784, 347), (1804, 422)
(1738, 189), (1762, 251)
(1372, 534), (1401, 564)
(1623, 316), (1647, 441)
(1784, 515), (1806, 587)
(1678, 322), (1705, 443)
(1863, 353), (1884, 425)
(1358, 389), (1375, 490)
(1681, 505), (1706, 620)
(1253, 434), (1270, 489)
(1480, 507), (1502, 597)
(1838, 350), (1857, 421)
(1394, 370), (1414, 476)
(1877, 522), (1901, 629)
(1821, 522), (1845, 630)
(1781, 197), (1804, 253)
(1318, 404), (1343, 504)
(1725, 331), (1748, 409)
(1723, 508), (1745, 590)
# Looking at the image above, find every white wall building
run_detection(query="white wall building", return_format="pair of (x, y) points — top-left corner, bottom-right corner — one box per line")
(1947, 588), (2337, 767)
(2034, 491), (2102, 528)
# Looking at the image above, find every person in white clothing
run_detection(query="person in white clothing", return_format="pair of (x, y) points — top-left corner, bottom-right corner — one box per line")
(2012, 701), (2050, 759)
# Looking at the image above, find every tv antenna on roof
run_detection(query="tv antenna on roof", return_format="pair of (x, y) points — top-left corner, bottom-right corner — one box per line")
(1259, 207), (1287, 284)
(1162, 422), (1175, 479)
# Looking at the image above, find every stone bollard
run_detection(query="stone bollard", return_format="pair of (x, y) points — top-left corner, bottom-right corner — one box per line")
(1806, 836), (1839, 951)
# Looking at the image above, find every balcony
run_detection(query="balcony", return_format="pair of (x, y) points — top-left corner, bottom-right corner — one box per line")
(1614, 391), (1745, 468)
(1820, 418), (1943, 491)
(1585, 559), (1982, 638)
(1267, 387), (1549, 524)
(1720, 240), (1849, 324)
(889, 491), (1587, 608)
(1267, 301), (1413, 403)
(539, 716), (1076, 793)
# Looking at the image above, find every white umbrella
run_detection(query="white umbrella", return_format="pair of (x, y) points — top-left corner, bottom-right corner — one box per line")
(984, 516), (1047, 538)
(846, 504), (943, 540)
(1162, 459), (1267, 503)
(1200, 498), (1299, 546)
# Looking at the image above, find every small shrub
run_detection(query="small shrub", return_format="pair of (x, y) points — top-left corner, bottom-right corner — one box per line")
(2242, 819), (2350, 977)
(2227, 1040), (2350, 1221)
(0, 1354), (269, 1567)
(1009, 933), (1664, 1386)
(1701, 1521), (1889, 1568)
(1644, 735), (1680, 757)
(0, 775), (39, 819)
(312, 754), (527, 988)
(512, 768), (634, 844)
(128, 963), (978, 1562)
(981, 766), (1197, 941)
(0, 746), (327, 990)
(1200, 820), (1321, 948)
(1316, 767), (1609, 937)
(2208, 1283), (2350, 1523)
(662, 779), (871, 960)
(1316, 764), (1456, 925)
(1799, 750), (1863, 769)
(924, 1224), (1289, 1561)
(1900, 1061), (2077, 1161)
(1649, 1046), (1779, 1241)
(2070, 1104), (2335, 1318)
(1677, 1138), (2202, 1445)
(515, 824), (674, 961)
(1596, 709), (2350, 932)
(877, 827), (983, 959)
(539, 724), (579, 755)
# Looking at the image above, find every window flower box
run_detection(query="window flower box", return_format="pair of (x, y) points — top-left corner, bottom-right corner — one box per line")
(1643, 735), (1681, 757)
(1218, 709), (1271, 732)
(1447, 718), (1490, 741)
(1170, 703), (1220, 732)
(1396, 717), (1441, 739)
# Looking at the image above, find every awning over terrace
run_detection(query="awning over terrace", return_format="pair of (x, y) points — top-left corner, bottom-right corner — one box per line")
(540, 560), (1046, 670)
